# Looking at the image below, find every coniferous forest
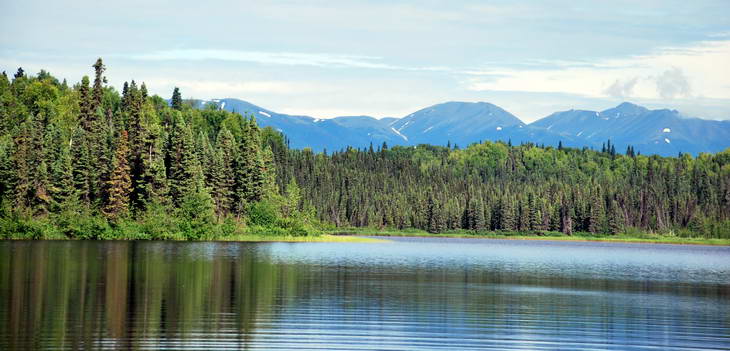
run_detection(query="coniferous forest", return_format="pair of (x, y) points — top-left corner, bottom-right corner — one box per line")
(1, 60), (729, 240)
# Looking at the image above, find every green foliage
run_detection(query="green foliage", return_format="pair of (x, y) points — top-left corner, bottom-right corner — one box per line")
(0, 60), (312, 241)
(247, 200), (278, 227)
(171, 87), (182, 111)
(1, 60), (728, 241)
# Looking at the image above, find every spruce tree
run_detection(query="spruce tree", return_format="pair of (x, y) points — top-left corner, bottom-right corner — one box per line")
(104, 130), (132, 219)
(167, 116), (199, 206)
(70, 127), (92, 205)
(141, 124), (170, 207)
(50, 143), (76, 210)
(14, 67), (24, 80)
(91, 58), (105, 111)
(588, 193), (604, 233)
(500, 198), (516, 231)
(79, 76), (93, 131)
(233, 117), (265, 213)
(171, 87), (182, 110)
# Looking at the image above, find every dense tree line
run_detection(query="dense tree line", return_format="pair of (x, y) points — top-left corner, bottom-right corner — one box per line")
(0, 60), (308, 239)
(273, 140), (730, 238)
(1, 59), (729, 240)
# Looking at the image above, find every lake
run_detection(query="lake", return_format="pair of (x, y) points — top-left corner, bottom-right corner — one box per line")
(1, 237), (729, 350)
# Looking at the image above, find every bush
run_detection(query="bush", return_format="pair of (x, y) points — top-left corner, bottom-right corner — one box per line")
(247, 201), (278, 227)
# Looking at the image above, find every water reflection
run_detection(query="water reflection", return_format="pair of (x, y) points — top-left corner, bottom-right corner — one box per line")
(1, 238), (729, 350)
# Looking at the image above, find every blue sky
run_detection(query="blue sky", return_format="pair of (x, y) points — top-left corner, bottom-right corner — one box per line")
(1, 0), (729, 121)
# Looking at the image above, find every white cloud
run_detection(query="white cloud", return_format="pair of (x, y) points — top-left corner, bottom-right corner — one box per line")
(604, 77), (639, 99)
(131, 49), (450, 72)
(654, 67), (691, 99)
(465, 40), (730, 101)
(142, 78), (326, 98)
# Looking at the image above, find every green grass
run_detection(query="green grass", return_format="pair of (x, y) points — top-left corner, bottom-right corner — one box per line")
(329, 228), (730, 246)
(217, 234), (389, 243)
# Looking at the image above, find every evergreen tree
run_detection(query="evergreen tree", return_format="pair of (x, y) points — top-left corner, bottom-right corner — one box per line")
(70, 127), (92, 205)
(91, 58), (105, 111)
(171, 87), (182, 110)
(14, 67), (25, 79)
(233, 118), (265, 213)
(104, 131), (132, 219)
(500, 198), (516, 231)
(587, 192), (605, 233)
(283, 178), (301, 217)
(167, 116), (199, 206)
(50, 143), (76, 209)
(79, 76), (93, 131)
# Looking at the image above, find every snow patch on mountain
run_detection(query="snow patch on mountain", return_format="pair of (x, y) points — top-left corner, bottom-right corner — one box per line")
(391, 127), (408, 141)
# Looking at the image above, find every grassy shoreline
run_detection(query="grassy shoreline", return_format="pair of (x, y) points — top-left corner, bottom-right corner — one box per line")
(328, 228), (730, 246)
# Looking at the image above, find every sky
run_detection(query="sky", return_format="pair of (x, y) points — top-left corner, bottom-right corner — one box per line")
(1, 0), (729, 122)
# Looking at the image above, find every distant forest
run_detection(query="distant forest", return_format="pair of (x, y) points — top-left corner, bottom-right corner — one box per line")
(276, 142), (730, 238)
(1, 60), (729, 239)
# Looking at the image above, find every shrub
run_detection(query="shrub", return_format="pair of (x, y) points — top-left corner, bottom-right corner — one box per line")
(247, 201), (278, 227)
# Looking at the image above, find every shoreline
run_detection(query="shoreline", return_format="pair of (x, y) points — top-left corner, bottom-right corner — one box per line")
(329, 229), (730, 246)
(3, 231), (728, 246)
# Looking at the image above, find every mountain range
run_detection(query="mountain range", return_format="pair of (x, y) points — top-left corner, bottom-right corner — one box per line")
(193, 99), (730, 156)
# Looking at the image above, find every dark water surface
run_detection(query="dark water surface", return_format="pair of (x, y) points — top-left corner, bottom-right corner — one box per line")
(1, 237), (729, 350)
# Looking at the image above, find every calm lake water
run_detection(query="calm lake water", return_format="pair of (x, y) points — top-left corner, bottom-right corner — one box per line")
(1, 237), (729, 350)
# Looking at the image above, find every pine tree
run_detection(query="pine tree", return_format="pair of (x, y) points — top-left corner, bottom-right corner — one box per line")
(11, 117), (36, 209)
(141, 124), (170, 207)
(91, 58), (105, 111)
(528, 194), (541, 231)
(211, 127), (236, 215)
(283, 178), (301, 217)
(560, 201), (573, 235)
(171, 87), (182, 110)
(70, 127), (92, 206)
(50, 143), (76, 209)
(472, 198), (486, 231)
(606, 199), (623, 234)
(14, 67), (24, 79)
(33, 160), (51, 216)
(104, 131), (132, 219)
(587, 193), (604, 233)
(140, 82), (148, 100)
(167, 116), (199, 206)
(260, 145), (278, 198)
(426, 196), (444, 233)
(79, 76), (93, 131)
(500, 198), (516, 231)
(233, 117), (265, 213)
(0, 136), (13, 200)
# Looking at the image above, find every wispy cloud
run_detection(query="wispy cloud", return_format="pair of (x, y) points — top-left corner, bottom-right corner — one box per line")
(142, 78), (327, 97)
(130, 49), (450, 72)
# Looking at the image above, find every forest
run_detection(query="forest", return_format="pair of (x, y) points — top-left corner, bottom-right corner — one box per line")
(0, 59), (314, 239)
(1, 60), (729, 240)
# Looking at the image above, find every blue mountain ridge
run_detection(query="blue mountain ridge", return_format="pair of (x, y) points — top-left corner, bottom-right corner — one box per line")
(193, 99), (730, 156)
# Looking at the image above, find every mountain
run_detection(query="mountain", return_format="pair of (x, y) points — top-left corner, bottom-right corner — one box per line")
(531, 102), (730, 155)
(199, 98), (730, 156)
(206, 98), (408, 151)
(389, 101), (524, 146)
